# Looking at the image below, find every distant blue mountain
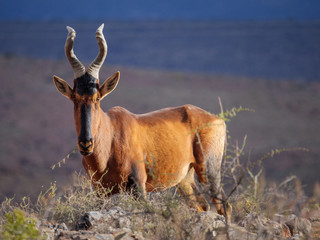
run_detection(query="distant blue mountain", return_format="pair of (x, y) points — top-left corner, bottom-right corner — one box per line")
(1, 0), (320, 21)
(1, 21), (320, 81)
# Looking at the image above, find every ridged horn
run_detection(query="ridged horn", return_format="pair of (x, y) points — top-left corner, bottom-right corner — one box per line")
(65, 26), (85, 79)
(86, 24), (108, 79)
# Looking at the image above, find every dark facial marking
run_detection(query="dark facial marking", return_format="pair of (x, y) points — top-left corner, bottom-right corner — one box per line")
(76, 73), (98, 96)
(78, 103), (93, 143)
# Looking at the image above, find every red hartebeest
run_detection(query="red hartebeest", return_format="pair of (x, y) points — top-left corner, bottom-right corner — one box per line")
(53, 24), (231, 221)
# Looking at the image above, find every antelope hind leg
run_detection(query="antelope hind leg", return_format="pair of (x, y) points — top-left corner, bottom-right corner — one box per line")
(178, 167), (209, 212)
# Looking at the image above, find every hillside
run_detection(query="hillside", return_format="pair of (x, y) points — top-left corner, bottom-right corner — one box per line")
(0, 55), (320, 202)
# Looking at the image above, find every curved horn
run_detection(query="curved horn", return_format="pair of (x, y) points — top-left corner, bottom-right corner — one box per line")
(87, 24), (108, 79)
(65, 26), (85, 79)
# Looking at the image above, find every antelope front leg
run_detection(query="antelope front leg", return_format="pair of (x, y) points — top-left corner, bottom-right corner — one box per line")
(126, 161), (147, 199)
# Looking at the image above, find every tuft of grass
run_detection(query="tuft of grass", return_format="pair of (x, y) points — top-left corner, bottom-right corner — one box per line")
(49, 173), (113, 226)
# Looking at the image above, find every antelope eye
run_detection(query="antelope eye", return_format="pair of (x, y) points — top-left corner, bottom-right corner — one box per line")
(96, 97), (100, 102)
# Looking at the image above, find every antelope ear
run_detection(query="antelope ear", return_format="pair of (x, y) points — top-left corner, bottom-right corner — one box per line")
(53, 75), (73, 100)
(99, 71), (120, 100)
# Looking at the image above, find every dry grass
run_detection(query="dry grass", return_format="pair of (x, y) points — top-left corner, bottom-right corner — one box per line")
(1, 131), (319, 239)
(1, 172), (319, 239)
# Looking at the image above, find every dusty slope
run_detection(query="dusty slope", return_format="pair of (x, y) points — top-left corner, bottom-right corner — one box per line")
(0, 55), (319, 201)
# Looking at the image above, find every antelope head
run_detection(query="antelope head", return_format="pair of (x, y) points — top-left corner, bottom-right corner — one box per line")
(53, 24), (120, 156)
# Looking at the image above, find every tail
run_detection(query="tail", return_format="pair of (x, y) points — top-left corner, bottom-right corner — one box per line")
(205, 118), (226, 194)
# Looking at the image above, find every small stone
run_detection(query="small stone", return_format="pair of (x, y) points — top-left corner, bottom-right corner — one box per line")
(285, 215), (312, 237)
(113, 231), (135, 240)
(87, 211), (105, 222)
(132, 231), (145, 240)
(95, 233), (114, 240)
(76, 215), (92, 230)
(118, 217), (131, 228)
(57, 223), (68, 231)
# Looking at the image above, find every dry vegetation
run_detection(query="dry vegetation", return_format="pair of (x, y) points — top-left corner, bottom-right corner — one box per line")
(1, 151), (320, 239)
(1, 55), (320, 239)
(0, 106), (319, 239)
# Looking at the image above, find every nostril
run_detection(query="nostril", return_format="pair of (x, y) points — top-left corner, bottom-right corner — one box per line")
(79, 140), (92, 149)
(79, 141), (85, 148)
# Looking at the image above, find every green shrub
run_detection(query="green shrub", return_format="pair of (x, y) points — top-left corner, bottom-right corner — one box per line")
(0, 208), (44, 240)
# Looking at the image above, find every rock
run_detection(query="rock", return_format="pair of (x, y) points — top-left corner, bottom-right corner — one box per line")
(97, 234), (114, 240)
(113, 231), (135, 240)
(273, 214), (313, 238)
(310, 218), (320, 238)
(40, 226), (55, 240)
(285, 214), (312, 238)
(189, 211), (257, 240)
(118, 216), (131, 228)
(57, 223), (68, 231)
(71, 207), (147, 240)
(40, 205), (317, 239)
(238, 212), (291, 238)
(54, 230), (115, 240)
(190, 211), (225, 238)
(39, 222), (70, 239)
(226, 224), (257, 240)
(76, 206), (131, 231)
